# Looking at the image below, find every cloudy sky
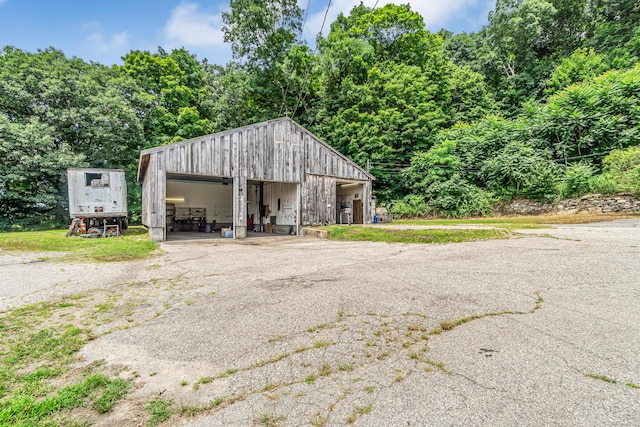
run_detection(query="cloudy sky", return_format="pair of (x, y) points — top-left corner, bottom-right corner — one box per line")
(0, 0), (495, 66)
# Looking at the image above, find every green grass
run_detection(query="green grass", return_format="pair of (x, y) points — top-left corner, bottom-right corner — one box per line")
(324, 226), (509, 244)
(584, 372), (617, 384)
(0, 301), (131, 426)
(0, 226), (158, 262)
(393, 212), (640, 228)
(146, 398), (176, 426)
(393, 218), (550, 229)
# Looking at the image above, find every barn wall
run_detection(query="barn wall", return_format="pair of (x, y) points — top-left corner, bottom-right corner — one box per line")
(363, 180), (373, 223)
(142, 152), (166, 241)
(304, 134), (369, 181)
(302, 175), (336, 225)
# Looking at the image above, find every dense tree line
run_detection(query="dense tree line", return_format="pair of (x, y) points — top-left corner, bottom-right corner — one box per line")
(1, 0), (639, 227)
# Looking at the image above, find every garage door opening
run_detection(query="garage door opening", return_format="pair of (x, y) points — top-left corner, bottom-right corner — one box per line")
(247, 180), (298, 235)
(165, 174), (233, 240)
(164, 174), (299, 241)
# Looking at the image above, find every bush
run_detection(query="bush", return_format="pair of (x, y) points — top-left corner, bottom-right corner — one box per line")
(600, 146), (640, 195)
(424, 175), (493, 218)
(390, 195), (432, 218)
(559, 162), (595, 198)
(588, 174), (618, 195)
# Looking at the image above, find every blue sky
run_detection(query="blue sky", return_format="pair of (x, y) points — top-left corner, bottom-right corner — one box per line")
(0, 0), (495, 66)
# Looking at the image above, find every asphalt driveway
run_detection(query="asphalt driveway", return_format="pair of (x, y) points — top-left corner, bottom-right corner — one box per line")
(2, 219), (639, 426)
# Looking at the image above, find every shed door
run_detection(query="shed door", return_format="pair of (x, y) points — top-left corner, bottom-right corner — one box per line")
(353, 199), (363, 224)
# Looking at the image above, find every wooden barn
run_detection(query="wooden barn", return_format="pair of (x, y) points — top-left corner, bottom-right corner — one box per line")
(137, 117), (375, 241)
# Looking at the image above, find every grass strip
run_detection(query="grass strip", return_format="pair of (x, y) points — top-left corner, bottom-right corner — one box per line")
(0, 226), (158, 262)
(393, 212), (640, 228)
(324, 226), (509, 244)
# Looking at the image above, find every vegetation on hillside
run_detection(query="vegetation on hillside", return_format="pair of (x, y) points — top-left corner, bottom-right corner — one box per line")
(1, 0), (639, 227)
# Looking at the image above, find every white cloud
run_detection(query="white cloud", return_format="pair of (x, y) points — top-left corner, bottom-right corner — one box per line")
(87, 31), (128, 52)
(163, 2), (225, 47)
(303, 0), (490, 40)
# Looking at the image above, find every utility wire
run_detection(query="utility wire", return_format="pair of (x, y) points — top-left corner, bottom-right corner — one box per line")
(280, 0), (313, 117)
(319, 0), (332, 36)
(300, 0), (312, 42)
(290, 0), (333, 118)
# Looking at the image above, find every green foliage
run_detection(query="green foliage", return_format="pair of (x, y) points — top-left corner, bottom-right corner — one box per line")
(423, 175), (493, 218)
(545, 48), (608, 96)
(446, 63), (497, 124)
(559, 161), (595, 198)
(389, 195), (431, 218)
(0, 47), (144, 225)
(540, 65), (640, 161)
(481, 141), (560, 200)
(587, 174), (619, 195)
(599, 145), (640, 195)
(483, 0), (559, 111)
(222, 0), (302, 68)
(121, 48), (214, 147)
(0, 117), (84, 226)
(402, 140), (461, 193)
(312, 4), (451, 200)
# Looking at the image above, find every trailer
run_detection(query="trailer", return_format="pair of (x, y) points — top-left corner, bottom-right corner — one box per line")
(66, 168), (128, 237)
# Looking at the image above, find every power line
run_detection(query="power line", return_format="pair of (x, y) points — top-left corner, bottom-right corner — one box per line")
(319, 0), (332, 36)
(300, 0), (312, 42)
(280, 0), (314, 117)
(301, 0), (383, 126)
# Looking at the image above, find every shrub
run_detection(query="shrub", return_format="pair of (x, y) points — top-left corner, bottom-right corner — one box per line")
(424, 175), (493, 218)
(559, 162), (595, 198)
(390, 195), (432, 218)
(588, 174), (618, 195)
(600, 146), (640, 195)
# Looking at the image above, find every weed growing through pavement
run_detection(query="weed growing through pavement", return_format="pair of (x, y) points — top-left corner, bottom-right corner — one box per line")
(255, 412), (285, 427)
(130, 291), (545, 424)
(146, 398), (176, 426)
(584, 372), (617, 384)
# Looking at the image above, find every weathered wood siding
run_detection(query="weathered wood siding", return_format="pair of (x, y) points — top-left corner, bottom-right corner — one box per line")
(138, 117), (373, 238)
(141, 152), (165, 229)
(301, 175), (336, 225)
(303, 132), (369, 181)
(67, 168), (127, 218)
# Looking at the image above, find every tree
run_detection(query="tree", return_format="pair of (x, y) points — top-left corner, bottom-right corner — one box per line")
(539, 64), (640, 161)
(482, 0), (558, 113)
(544, 48), (608, 96)
(0, 118), (84, 226)
(446, 63), (497, 124)
(0, 46), (144, 225)
(121, 48), (213, 147)
(222, 0), (302, 68)
(220, 0), (313, 119)
(313, 4), (450, 200)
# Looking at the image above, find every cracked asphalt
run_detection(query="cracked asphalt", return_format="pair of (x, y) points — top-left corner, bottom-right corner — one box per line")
(3, 218), (640, 426)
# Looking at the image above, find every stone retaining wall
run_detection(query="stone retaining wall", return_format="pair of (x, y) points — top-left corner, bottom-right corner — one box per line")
(498, 193), (640, 215)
